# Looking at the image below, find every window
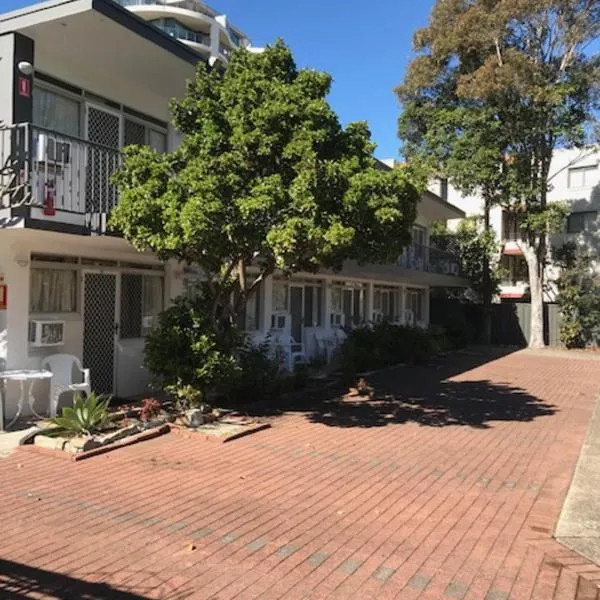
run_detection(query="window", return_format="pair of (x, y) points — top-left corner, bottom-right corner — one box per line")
(120, 274), (164, 339)
(124, 119), (168, 153)
(272, 281), (288, 312)
(304, 284), (323, 327)
(142, 276), (164, 335)
(332, 282), (365, 327)
(406, 288), (424, 322)
(33, 86), (80, 137)
(568, 165), (596, 189)
(149, 129), (167, 154)
(244, 284), (261, 331)
(30, 268), (78, 313)
(567, 211), (597, 234)
(374, 286), (399, 321)
(412, 225), (426, 247)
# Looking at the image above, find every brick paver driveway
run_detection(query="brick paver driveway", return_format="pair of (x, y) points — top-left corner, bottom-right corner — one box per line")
(2, 349), (600, 600)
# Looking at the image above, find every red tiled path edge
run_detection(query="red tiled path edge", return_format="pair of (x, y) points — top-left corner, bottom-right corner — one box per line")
(2, 349), (600, 599)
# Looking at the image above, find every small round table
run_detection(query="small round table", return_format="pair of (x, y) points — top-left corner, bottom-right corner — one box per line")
(0, 370), (53, 430)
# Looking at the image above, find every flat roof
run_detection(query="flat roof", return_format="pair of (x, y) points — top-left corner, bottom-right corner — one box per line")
(0, 0), (201, 65)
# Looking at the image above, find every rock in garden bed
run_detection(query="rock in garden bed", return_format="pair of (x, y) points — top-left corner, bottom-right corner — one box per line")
(32, 419), (168, 456)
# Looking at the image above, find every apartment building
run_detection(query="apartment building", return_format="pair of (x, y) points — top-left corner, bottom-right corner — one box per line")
(432, 147), (600, 300)
(0, 0), (466, 422)
(115, 0), (259, 62)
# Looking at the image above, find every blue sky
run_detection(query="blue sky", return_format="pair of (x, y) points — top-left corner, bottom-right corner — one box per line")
(4, 0), (435, 159)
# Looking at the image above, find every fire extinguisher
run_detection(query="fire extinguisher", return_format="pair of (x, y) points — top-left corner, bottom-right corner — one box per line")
(44, 179), (56, 216)
(0, 275), (7, 311)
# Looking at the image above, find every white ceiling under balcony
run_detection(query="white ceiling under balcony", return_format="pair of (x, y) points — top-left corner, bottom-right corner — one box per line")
(0, 0), (198, 122)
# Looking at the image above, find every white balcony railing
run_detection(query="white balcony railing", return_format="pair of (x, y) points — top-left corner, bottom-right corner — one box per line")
(0, 123), (121, 233)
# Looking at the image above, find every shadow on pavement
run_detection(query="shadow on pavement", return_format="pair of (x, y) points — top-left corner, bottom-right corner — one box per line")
(0, 558), (155, 600)
(235, 347), (556, 429)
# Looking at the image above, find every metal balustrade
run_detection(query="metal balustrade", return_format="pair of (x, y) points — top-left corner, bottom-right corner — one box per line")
(398, 243), (463, 277)
(0, 123), (121, 233)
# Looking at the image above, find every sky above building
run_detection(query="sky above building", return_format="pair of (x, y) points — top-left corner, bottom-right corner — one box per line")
(3, 0), (436, 160)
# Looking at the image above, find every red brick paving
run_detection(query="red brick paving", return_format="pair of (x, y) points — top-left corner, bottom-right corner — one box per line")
(2, 349), (600, 599)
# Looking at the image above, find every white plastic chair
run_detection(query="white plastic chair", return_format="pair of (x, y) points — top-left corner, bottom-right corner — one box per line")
(41, 354), (91, 418)
(270, 331), (307, 372)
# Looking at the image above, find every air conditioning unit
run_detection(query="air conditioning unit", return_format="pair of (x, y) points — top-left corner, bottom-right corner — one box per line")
(28, 320), (65, 347)
(271, 312), (288, 330)
(36, 133), (71, 165)
(330, 312), (345, 328)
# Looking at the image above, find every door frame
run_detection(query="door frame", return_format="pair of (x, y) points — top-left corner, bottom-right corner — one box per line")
(82, 269), (121, 395)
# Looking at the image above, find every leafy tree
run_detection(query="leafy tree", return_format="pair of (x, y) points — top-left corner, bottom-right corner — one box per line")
(398, 0), (599, 348)
(111, 41), (419, 332)
(554, 242), (600, 348)
(432, 218), (503, 307)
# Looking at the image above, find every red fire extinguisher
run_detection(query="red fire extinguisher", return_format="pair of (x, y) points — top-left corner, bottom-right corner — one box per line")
(0, 275), (7, 311)
(44, 179), (56, 216)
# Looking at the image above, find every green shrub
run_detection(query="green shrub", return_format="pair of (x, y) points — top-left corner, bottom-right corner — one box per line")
(340, 322), (436, 376)
(144, 295), (241, 403)
(48, 392), (111, 436)
(229, 337), (282, 403)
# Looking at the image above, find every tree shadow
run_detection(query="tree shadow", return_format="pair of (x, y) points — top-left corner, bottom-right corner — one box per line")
(0, 558), (154, 600)
(305, 358), (556, 428)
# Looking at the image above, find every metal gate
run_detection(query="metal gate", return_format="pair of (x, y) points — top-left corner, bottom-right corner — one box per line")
(83, 272), (118, 395)
(85, 105), (121, 230)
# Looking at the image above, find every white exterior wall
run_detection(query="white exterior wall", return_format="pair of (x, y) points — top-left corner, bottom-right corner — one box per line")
(0, 230), (179, 420)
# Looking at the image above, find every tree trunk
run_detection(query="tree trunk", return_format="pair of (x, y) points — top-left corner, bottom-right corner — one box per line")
(524, 246), (545, 349)
(481, 197), (493, 345)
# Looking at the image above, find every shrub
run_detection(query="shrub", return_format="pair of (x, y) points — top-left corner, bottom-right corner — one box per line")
(340, 322), (436, 376)
(48, 393), (111, 436)
(229, 337), (282, 403)
(144, 295), (241, 403)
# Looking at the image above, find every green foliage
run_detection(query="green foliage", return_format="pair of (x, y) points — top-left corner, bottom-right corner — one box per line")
(144, 294), (241, 405)
(111, 41), (420, 332)
(398, 0), (599, 347)
(48, 393), (111, 436)
(554, 243), (600, 348)
(229, 337), (282, 403)
(432, 217), (503, 305)
(340, 323), (437, 376)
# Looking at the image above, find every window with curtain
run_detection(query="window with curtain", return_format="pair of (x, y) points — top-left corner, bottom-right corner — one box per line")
(272, 281), (288, 312)
(30, 268), (78, 313)
(33, 87), (81, 137)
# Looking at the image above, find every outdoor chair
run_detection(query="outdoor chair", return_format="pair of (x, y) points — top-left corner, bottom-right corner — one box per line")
(41, 354), (91, 418)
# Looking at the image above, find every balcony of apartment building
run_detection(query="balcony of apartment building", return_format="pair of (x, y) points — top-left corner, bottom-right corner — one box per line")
(0, 0), (198, 235)
(499, 254), (529, 300)
(501, 210), (524, 255)
(115, 0), (249, 59)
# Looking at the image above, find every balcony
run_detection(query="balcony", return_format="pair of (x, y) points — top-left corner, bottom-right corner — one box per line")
(0, 123), (121, 234)
(398, 243), (462, 277)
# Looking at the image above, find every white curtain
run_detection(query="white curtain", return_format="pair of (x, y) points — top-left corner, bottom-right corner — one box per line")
(33, 87), (80, 137)
(30, 269), (77, 313)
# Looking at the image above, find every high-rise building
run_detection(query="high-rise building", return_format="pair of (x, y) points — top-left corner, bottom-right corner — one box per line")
(115, 0), (259, 63)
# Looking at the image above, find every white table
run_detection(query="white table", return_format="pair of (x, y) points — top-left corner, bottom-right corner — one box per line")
(0, 370), (53, 431)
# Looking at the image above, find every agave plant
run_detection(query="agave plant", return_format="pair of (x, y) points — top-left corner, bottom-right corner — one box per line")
(48, 392), (111, 436)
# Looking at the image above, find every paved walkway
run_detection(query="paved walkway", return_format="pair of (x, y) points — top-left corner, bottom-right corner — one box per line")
(1, 350), (600, 599)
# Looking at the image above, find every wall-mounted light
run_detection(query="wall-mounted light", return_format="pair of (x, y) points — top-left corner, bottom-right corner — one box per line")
(17, 61), (33, 76)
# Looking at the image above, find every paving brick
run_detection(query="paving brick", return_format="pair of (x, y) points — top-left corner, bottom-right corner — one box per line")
(1, 350), (599, 600)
